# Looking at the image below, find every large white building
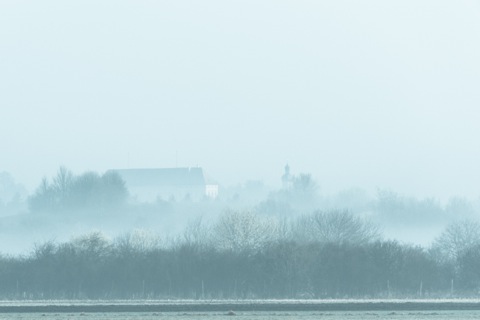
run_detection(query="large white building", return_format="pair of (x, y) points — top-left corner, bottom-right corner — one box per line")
(111, 167), (218, 202)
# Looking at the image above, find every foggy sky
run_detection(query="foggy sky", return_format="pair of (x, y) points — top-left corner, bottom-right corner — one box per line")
(1, 1), (480, 200)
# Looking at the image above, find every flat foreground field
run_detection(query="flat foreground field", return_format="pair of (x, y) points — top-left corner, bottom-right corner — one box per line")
(1, 300), (480, 313)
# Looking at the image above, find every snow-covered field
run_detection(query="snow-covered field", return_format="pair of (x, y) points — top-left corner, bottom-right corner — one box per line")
(1, 310), (480, 320)
(1, 299), (480, 312)
(1, 298), (480, 305)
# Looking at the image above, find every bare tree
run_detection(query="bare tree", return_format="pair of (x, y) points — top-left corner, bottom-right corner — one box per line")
(183, 216), (211, 249)
(294, 210), (381, 245)
(52, 166), (73, 201)
(115, 229), (162, 254)
(213, 210), (279, 253)
(71, 231), (112, 259)
(29, 167), (128, 213)
(28, 177), (54, 212)
(431, 219), (480, 262)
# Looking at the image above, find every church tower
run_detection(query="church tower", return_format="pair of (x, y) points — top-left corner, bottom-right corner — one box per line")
(281, 164), (292, 188)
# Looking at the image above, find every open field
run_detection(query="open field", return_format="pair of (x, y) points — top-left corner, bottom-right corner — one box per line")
(1, 300), (480, 313)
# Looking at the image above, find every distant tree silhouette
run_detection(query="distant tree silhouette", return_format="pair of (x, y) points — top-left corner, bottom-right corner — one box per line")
(28, 167), (128, 214)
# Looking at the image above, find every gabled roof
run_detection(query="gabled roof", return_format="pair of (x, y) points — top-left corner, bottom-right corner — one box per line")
(111, 167), (206, 187)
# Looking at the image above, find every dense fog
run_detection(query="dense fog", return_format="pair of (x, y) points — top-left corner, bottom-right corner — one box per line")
(1, 174), (480, 298)
(2, 0), (480, 300)
(1, 166), (480, 253)
(1, 166), (480, 299)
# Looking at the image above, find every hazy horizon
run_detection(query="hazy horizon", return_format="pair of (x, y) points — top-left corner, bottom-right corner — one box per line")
(2, 1), (480, 201)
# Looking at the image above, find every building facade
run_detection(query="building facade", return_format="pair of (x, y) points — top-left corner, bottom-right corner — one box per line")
(111, 167), (218, 202)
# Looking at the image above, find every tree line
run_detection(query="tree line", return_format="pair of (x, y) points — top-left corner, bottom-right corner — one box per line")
(28, 167), (128, 213)
(1, 211), (480, 300)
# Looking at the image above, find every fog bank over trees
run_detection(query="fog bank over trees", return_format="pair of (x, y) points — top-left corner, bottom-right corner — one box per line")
(0, 166), (479, 255)
(2, 214), (480, 299)
(0, 167), (479, 298)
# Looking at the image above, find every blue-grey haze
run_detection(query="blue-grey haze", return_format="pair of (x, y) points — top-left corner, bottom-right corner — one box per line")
(1, 1), (479, 198)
